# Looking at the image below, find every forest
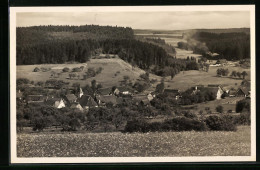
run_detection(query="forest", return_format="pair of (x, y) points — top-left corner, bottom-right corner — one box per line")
(191, 32), (250, 60)
(17, 25), (199, 76)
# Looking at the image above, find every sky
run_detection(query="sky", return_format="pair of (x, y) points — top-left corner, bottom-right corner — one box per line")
(16, 11), (250, 30)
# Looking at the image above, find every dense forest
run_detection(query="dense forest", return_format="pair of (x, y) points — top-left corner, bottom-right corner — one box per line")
(17, 25), (199, 76)
(191, 32), (250, 60)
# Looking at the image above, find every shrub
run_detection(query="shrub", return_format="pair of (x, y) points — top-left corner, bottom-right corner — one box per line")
(33, 67), (40, 72)
(166, 117), (207, 131)
(69, 118), (81, 131)
(233, 112), (250, 125)
(216, 105), (224, 113)
(63, 67), (70, 72)
(124, 119), (147, 133)
(40, 67), (50, 72)
(227, 109), (233, 113)
(183, 111), (198, 119)
(236, 99), (250, 113)
(205, 115), (237, 131)
(72, 67), (82, 72)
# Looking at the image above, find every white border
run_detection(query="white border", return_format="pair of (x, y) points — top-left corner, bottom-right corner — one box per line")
(10, 5), (256, 164)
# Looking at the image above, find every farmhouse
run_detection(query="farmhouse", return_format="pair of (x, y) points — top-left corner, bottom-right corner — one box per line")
(114, 86), (134, 96)
(97, 87), (113, 96)
(192, 85), (224, 100)
(79, 95), (98, 110)
(236, 87), (250, 98)
(96, 95), (118, 106)
(70, 102), (83, 111)
(62, 94), (77, 106)
(45, 98), (66, 109)
(164, 89), (182, 100)
(216, 59), (227, 66)
(132, 95), (150, 106)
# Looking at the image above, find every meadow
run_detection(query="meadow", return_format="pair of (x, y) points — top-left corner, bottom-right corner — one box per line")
(17, 58), (161, 88)
(17, 126), (250, 157)
(163, 65), (250, 91)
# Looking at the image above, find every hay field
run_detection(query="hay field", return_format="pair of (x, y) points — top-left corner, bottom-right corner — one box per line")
(17, 126), (250, 157)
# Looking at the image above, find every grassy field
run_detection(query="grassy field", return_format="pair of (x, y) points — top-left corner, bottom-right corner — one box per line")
(17, 58), (161, 88)
(163, 65), (250, 91)
(182, 97), (244, 113)
(17, 126), (250, 157)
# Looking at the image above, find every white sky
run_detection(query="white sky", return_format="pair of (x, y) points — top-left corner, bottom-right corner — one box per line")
(16, 11), (250, 30)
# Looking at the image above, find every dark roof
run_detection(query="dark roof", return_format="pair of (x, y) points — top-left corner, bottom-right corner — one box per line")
(79, 95), (98, 107)
(117, 86), (134, 93)
(70, 102), (82, 109)
(45, 98), (60, 106)
(99, 95), (117, 105)
(65, 94), (77, 102)
(208, 84), (220, 87)
(97, 88), (112, 95)
(207, 87), (220, 94)
(237, 87), (249, 95)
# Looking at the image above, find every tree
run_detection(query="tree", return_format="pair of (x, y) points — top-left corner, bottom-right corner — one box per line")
(237, 72), (241, 79)
(155, 82), (164, 93)
(216, 105), (224, 113)
(241, 71), (248, 79)
(230, 71), (237, 78)
(62, 67), (70, 72)
(91, 79), (97, 92)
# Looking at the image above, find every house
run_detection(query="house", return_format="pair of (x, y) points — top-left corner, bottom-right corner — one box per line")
(114, 86), (134, 96)
(97, 87), (113, 96)
(192, 85), (224, 100)
(70, 102), (83, 111)
(45, 98), (66, 109)
(164, 89), (182, 100)
(27, 95), (46, 104)
(96, 95), (118, 106)
(236, 87), (250, 97)
(132, 95), (150, 106)
(216, 59), (227, 65)
(62, 94), (77, 106)
(79, 95), (98, 110)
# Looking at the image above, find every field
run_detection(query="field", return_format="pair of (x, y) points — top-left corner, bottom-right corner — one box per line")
(182, 97), (244, 113)
(17, 58), (161, 88)
(163, 65), (250, 91)
(17, 126), (250, 157)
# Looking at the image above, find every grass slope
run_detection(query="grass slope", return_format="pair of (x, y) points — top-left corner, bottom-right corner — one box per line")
(17, 58), (161, 88)
(17, 126), (250, 157)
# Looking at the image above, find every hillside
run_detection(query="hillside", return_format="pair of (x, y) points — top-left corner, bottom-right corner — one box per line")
(16, 58), (161, 88)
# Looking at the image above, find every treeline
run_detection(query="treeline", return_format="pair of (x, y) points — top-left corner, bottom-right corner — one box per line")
(192, 32), (250, 60)
(17, 25), (134, 46)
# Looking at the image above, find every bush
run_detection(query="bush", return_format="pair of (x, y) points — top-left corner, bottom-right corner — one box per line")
(216, 105), (224, 113)
(236, 99), (250, 113)
(233, 112), (250, 125)
(72, 67), (82, 72)
(183, 111), (198, 119)
(205, 115), (237, 131)
(124, 117), (207, 133)
(63, 67), (70, 72)
(166, 117), (207, 131)
(33, 67), (40, 72)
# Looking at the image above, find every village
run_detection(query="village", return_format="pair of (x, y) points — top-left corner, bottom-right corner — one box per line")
(16, 54), (251, 115)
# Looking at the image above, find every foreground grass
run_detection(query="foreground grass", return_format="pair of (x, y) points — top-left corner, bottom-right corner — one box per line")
(17, 126), (250, 157)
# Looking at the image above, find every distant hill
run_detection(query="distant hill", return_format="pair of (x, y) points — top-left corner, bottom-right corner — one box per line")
(134, 28), (250, 35)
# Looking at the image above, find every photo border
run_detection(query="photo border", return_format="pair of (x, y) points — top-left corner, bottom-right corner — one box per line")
(10, 5), (256, 164)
